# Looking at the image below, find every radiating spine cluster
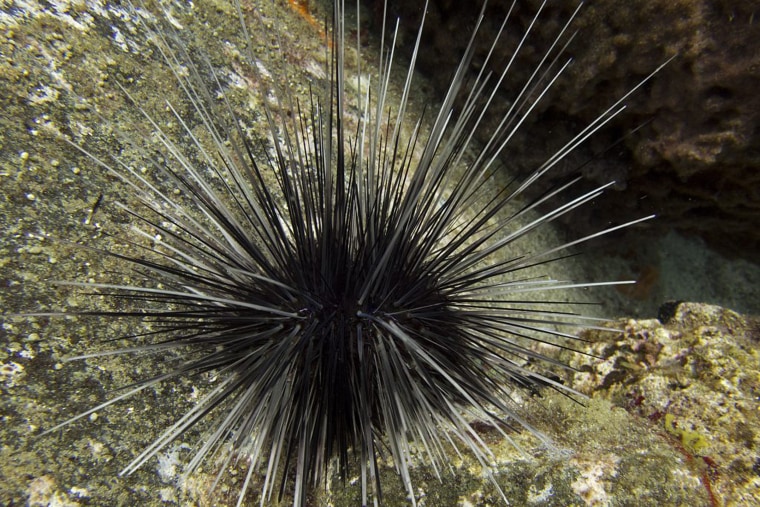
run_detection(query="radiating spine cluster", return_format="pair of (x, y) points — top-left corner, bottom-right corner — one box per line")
(37, 1), (668, 505)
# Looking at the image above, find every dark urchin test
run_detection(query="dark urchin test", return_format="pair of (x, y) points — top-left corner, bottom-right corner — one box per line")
(39, 0), (667, 506)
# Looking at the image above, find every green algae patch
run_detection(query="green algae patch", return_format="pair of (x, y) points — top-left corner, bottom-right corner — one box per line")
(664, 413), (710, 455)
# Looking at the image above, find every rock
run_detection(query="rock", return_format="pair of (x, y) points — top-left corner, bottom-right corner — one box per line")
(386, 0), (760, 261)
(565, 301), (760, 506)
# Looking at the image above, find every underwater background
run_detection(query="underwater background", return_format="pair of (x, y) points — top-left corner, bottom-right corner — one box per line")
(1, 0), (758, 505)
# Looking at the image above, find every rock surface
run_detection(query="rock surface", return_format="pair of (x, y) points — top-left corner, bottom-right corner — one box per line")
(387, 0), (760, 261)
(565, 301), (760, 506)
(329, 302), (760, 505)
(1, 0), (757, 505)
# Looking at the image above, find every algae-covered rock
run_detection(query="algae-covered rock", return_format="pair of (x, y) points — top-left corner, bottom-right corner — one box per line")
(325, 393), (709, 506)
(566, 301), (760, 506)
(347, 301), (759, 505)
(1, 0), (752, 504)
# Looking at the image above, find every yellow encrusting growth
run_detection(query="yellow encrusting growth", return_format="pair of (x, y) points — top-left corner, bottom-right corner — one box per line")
(664, 413), (709, 455)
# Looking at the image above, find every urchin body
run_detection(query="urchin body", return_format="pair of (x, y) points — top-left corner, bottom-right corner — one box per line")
(32, 0), (669, 506)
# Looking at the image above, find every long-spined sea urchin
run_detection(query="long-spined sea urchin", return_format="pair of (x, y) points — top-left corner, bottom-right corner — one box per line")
(27, 0), (671, 505)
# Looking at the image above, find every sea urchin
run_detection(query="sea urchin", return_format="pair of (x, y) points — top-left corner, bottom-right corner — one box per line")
(33, 0), (668, 505)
